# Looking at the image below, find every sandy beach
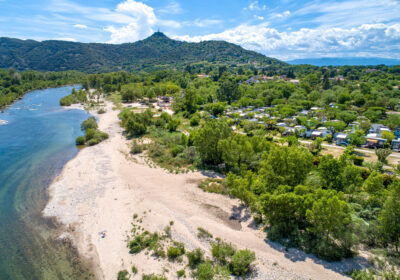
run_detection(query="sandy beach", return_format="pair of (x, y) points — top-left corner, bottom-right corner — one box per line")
(43, 102), (368, 280)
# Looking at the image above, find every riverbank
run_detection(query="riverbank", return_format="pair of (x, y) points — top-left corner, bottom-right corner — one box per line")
(44, 101), (367, 279)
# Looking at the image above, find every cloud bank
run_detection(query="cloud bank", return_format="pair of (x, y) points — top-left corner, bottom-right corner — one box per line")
(175, 23), (400, 60)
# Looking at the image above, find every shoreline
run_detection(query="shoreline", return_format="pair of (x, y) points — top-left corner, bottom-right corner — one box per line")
(43, 101), (366, 279)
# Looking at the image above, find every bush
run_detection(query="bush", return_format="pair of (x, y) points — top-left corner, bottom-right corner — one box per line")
(81, 117), (98, 131)
(167, 242), (185, 260)
(194, 262), (215, 280)
(75, 136), (85, 145)
(353, 156), (364, 166)
(131, 265), (138, 275)
(177, 269), (185, 278)
(131, 140), (144, 154)
(190, 116), (200, 126)
(167, 118), (181, 132)
(97, 108), (106, 114)
(117, 270), (129, 280)
(87, 138), (99, 146)
(187, 248), (204, 268)
(197, 227), (213, 239)
(211, 240), (235, 265)
(230, 249), (256, 276)
(142, 273), (168, 280)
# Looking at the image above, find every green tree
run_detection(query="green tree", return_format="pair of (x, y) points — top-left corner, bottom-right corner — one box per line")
(375, 148), (391, 164)
(337, 111), (358, 125)
(217, 80), (240, 104)
(348, 130), (366, 146)
(306, 194), (353, 253)
(378, 182), (400, 253)
(381, 131), (395, 144)
(259, 146), (313, 189)
(342, 165), (363, 194)
(318, 155), (344, 190)
(363, 171), (384, 195)
(385, 114), (400, 131)
(230, 249), (256, 276)
(195, 119), (232, 164)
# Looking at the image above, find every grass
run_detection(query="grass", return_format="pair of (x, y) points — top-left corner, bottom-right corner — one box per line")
(198, 178), (228, 195)
(197, 227), (213, 239)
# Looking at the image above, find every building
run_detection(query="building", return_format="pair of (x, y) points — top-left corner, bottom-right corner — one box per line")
(365, 137), (387, 149)
(369, 124), (390, 136)
(392, 139), (400, 152)
(335, 133), (348, 146)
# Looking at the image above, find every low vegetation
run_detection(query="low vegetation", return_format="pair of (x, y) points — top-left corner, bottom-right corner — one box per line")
(88, 64), (400, 279)
(121, 215), (257, 279)
(59, 87), (87, 106)
(75, 117), (109, 146)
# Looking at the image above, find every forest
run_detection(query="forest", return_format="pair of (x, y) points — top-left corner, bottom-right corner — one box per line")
(77, 63), (400, 279)
(0, 69), (84, 109)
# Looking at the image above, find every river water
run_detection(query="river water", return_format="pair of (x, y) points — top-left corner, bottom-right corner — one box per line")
(0, 86), (93, 279)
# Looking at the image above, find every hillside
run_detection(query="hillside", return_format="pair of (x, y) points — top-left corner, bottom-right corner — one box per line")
(0, 32), (283, 72)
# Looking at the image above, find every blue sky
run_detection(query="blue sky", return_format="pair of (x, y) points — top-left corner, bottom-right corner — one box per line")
(1, 0), (400, 60)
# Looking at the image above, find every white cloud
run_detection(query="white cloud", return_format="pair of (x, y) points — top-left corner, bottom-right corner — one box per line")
(192, 19), (223, 27)
(294, 0), (400, 28)
(254, 15), (264, 20)
(158, 19), (181, 29)
(158, 0), (183, 15)
(175, 23), (400, 60)
(244, 1), (266, 11)
(73, 24), (88, 29)
(104, 0), (156, 43)
(54, 37), (77, 42)
(271, 10), (291, 19)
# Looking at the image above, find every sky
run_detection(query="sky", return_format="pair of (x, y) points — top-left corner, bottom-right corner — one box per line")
(0, 0), (400, 60)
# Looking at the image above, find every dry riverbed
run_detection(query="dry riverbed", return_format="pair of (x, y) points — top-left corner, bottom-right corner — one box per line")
(43, 102), (368, 279)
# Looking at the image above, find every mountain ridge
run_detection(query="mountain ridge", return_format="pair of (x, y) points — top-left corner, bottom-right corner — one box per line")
(0, 32), (284, 72)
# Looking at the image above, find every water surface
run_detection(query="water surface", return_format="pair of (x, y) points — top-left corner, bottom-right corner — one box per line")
(0, 86), (93, 279)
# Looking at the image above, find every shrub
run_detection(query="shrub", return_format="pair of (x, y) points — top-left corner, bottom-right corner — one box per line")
(167, 118), (181, 132)
(87, 138), (99, 146)
(211, 239), (236, 265)
(230, 249), (256, 276)
(142, 273), (168, 280)
(167, 242), (185, 260)
(171, 145), (184, 157)
(81, 117), (98, 131)
(85, 128), (96, 141)
(97, 108), (106, 114)
(177, 269), (185, 278)
(117, 270), (129, 280)
(197, 227), (213, 239)
(193, 262), (215, 280)
(190, 116), (200, 126)
(187, 248), (204, 268)
(131, 141), (144, 154)
(131, 265), (138, 275)
(75, 136), (85, 145)
(353, 156), (364, 166)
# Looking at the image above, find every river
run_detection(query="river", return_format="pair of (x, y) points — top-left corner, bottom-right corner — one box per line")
(0, 86), (93, 279)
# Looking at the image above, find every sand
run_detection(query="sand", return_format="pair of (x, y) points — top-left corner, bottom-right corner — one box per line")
(43, 102), (368, 280)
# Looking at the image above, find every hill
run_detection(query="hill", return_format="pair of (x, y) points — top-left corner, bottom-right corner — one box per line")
(0, 32), (283, 72)
(287, 57), (400, 66)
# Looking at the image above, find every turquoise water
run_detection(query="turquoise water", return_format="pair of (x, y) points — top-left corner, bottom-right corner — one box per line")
(0, 87), (93, 279)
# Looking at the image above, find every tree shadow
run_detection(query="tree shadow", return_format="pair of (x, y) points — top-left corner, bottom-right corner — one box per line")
(264, 239), (371, 276)
(200, 170), (224, 178)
